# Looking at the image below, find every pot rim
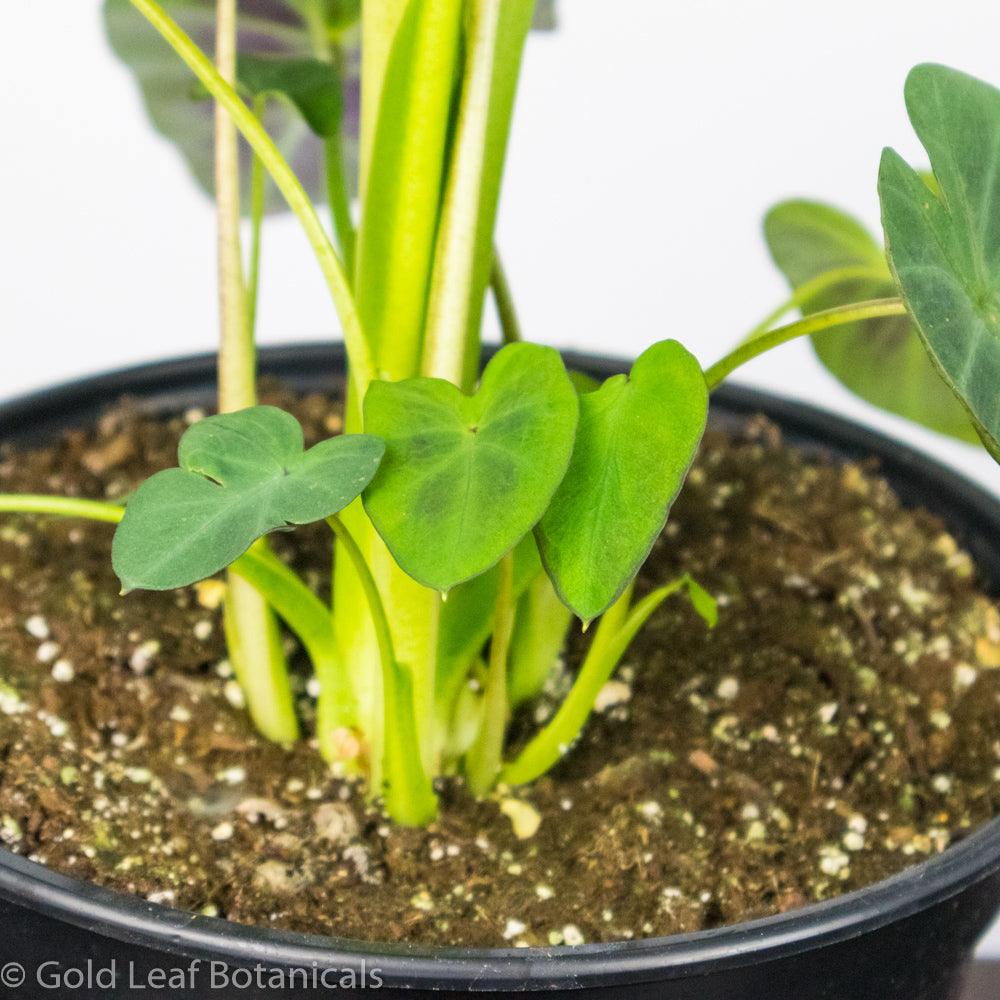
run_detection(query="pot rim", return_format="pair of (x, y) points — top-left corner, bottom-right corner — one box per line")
(0, 343), (998, 991)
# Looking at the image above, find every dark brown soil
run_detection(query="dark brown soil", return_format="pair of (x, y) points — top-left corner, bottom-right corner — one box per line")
(0, 386), (997, 949)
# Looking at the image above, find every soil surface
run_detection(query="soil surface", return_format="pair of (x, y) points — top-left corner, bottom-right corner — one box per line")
(0, 386), (997, 948)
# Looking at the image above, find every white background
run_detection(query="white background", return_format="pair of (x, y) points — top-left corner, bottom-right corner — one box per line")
(2, 1), (999, 957)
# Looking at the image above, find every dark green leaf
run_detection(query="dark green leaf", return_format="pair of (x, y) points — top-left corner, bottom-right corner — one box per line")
(238, 55), (342, 137)
(113, 406), (383, 591)
(880, 63), (1000, 459)
(536, 340), (707, 622)
(102, 0), (361, 208)
(765, 199), (978, 444)
(363, 343), (579, 592)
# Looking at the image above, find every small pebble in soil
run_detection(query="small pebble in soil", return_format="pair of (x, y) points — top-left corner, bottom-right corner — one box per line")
(313, 802), (359, 846)
(224, 680), (245, 708)
(929, 710), (952, 730)
(637, 800), (663, 823)
(503, 918), (526, 940)
(24, 615), (49, 640)
(410, 891), (434, 913)
(129, 640), (160, 674)
(953, 663), (978, 691)
(562, 924), (585, 946)
(210, 821), (234, 842)
(842, 831), (866, 852)
(195, 579), (226, 610)
(716, 676), (740, 701)
(932, 774), (953, 794)
(499, 798), (541, 840)
(819, 846), (851, 878)
(594, 680), (631, 712)
(35, 641), (59, 663)
(193, 620), (214, 641)
(50, 659), (74, 683)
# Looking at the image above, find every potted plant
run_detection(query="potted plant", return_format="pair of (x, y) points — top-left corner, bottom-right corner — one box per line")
(0, 1), (996, 997)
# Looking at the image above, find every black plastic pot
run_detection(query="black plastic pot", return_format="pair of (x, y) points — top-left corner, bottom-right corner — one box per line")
(0, 344), (997, 1000)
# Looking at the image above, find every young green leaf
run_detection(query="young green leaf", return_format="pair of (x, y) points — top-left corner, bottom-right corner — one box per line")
(436, 533), (542, 724)
(880, 64), (1000, 460)
(363, 343), (579, 592)
(237, 55), (343, 138)
(502, 574), (717, 787)
(765, 199), (977, 444)
(113, 406), (383, 591)
(536, 340), (707, 622)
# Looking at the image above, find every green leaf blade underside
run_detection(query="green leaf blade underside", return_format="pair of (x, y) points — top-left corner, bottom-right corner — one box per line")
(113, 406), (383, 591)
(237, 55), (343, 137)
(102, 0), (361, 208)
(536, 340), (707, 622)
(879, 64), (1000, 460)
(765, 198), (978, 444)
(363, 343), (579, 593)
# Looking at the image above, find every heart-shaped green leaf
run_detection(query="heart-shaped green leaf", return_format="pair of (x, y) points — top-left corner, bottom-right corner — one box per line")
(880, 64), (1000, 460)
(113, 406), (383, 592)
(765, 199), (977, 445)
(536, 340), (707, 622)
(362, 343), (579, 592)
(238, 55), (343, 138)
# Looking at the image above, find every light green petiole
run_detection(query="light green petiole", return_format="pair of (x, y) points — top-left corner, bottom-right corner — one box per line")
(490, 247), (522, 346)
(465, 553), (515, 796)
(0, 496), (124, 523)
(705, 298), (907, 390)
(741, 265), (889, 344)
(246, 94), (269, 338)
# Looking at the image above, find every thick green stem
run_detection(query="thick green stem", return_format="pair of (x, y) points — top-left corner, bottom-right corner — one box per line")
(743, 265), (889, 343)
(420, 0), (535, 388)
(334, 0), (459, 798)
(704, 298), (907, 390)
(358, 0), (407, 204)
(465, 553), (515, 795)
(328, 517), (437, 824)
(128, 0), (374, 395)
(490, 247), (522, 345)
(356, 0), (464, 381)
